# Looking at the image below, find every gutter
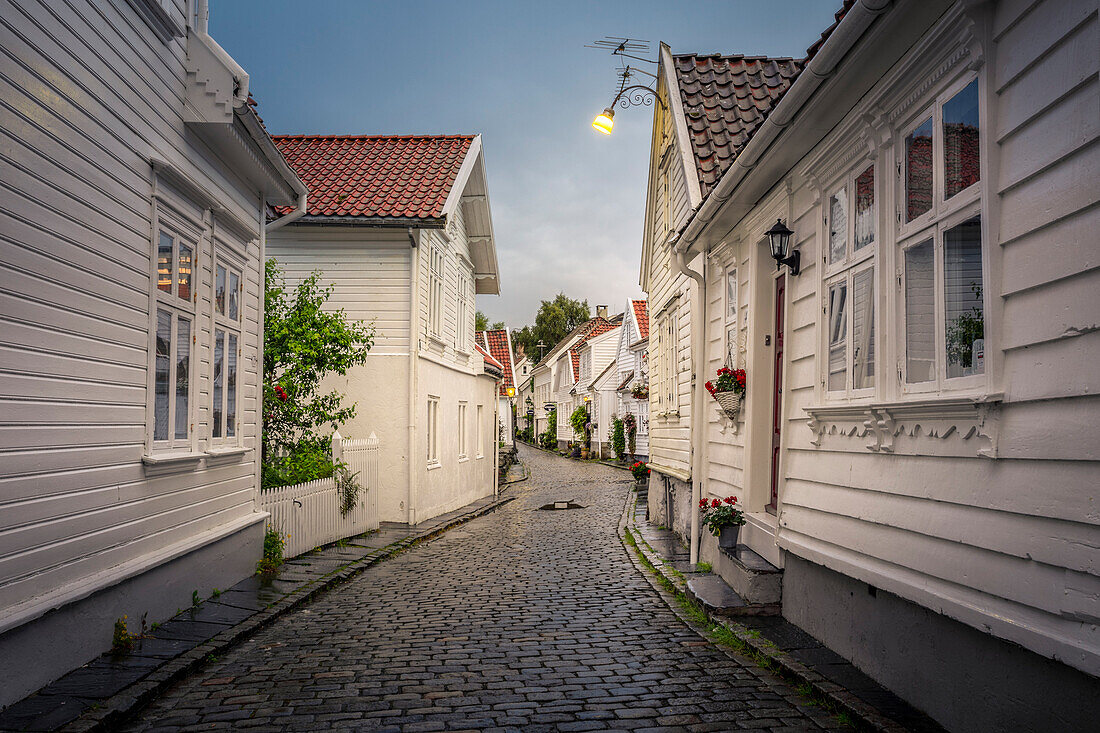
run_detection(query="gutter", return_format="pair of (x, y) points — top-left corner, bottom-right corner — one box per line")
(675, 0), (892, 253)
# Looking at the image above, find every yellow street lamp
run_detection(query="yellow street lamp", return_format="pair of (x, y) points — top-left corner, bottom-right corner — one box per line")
(506, 386), (516, 398)
(592, 108), (614, 135)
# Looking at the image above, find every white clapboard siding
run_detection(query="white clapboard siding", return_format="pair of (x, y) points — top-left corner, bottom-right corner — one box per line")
(0, 0), (267, 635)
(260, 433), (380, 559)
(760, 0), (1100, 676)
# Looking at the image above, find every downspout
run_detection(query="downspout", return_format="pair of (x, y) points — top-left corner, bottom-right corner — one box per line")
(407, 228), (421, 524)
(493, 389), (500, 499)
(674, 0), (891, 253)
(672, 240), (706, 566)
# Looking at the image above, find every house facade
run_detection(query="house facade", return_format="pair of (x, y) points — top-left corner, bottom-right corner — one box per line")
(268, 134), (501, 525)
(640, 0), (1100, 730)
(572, 314), (622, 454)
(614, 299), (650, 460)
(0, 0), (306, 705)
(476, 329), (518, 446)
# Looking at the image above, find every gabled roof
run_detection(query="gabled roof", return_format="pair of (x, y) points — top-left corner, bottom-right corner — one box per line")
(272, 135), (474, 221)
(591, 359), (619, 391)
(631, 299), (649, 341)
(477, 329), (516, 396)
(474, 341), (504, 376)
(568, 315), (623, 383)
(673, 55), (802, 198)
(535, 314), (619, 370)
(616, 370), (635, 392)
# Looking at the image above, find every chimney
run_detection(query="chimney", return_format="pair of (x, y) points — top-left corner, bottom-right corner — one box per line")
(596, 305), (608, 319)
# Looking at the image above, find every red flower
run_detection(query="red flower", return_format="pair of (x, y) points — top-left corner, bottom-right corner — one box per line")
(710, 498), (721, 508)
(699, 499), (707, 509)
(705, 381), (714, 393)
(723, 496), (735, 505)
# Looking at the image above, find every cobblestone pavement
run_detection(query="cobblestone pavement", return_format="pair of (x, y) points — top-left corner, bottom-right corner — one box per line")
(121, 446), (842, 732)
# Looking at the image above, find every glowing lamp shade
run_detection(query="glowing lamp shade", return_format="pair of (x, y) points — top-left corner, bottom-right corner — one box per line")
(506, 386), (516, 397)
(592, 108), (615, 135)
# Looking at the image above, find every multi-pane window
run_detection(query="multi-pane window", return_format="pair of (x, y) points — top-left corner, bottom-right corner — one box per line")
(456, 273), (469, 351)
(724, 269), (738, 366)
(476, 404), (484, 458)
(898, 76), (985, 391)
(581, 350), (591, 382)
(824, 162), (876, 396)
(212, 259), (241, 441)
(427, 397), (440, 464)
(429, 244), (445, 338)
(458, 402), (468, 459)
(152, 227), (195, 447)
(657, 313), (677, 410)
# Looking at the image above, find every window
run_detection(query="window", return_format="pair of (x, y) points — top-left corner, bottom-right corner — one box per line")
(212, 258), (242, 441)
(897, 76), (985, 392)
(581, 350), (591, 381)
(824, 162), (876, 397)
(427, 397), (440, 464)
(657, 313), (677, 411)
(151, 227), (195, 448)
(429, 244), (445, 338)
(456, 273), (469, 351)
(476, 404), (484, 458)
(901, 214), (985, 388)
(724, 268), (738, 366)
(458, 402), (468, 459)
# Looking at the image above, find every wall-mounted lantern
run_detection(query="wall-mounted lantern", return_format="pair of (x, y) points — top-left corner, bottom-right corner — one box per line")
(766, 219), (799, 276)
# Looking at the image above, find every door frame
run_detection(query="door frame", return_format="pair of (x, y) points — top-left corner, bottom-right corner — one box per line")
(768, 270), (787, 515)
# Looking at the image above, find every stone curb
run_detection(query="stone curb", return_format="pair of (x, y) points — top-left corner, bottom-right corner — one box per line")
(615, 490), (910, 733)
(500, 461), (530, 485)
(57, 494), (516, 733)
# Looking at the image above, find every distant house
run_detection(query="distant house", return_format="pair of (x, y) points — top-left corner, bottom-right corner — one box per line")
(0, 0), (306, 706)
(638, 0), (1100, 729)
(476, 329), (518, 446)
(614, 299), (650, 460)
(268, 134), (502, 525)
(572, 312), (622, 454)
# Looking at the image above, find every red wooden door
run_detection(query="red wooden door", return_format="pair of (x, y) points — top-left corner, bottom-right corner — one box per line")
(768, 273), (786, 514)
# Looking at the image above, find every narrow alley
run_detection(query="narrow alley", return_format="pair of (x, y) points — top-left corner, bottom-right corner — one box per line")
(120, 446), (840, 732)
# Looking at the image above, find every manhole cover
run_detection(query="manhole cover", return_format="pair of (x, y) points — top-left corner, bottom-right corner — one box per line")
(539, 500), (586, 510)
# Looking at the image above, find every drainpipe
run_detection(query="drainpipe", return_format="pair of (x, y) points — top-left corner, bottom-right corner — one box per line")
(672, 240), (706, 566)
(407, 228), (421, 524)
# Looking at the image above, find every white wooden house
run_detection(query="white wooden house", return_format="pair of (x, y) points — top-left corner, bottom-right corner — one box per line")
(268, 134), (501, 525)
(476, 329), (517, 446)
(0, 0), (307, 706)
(613, 299), (650, 460)
(573, 312), (622, 454)
(639, 0), (1100, 729)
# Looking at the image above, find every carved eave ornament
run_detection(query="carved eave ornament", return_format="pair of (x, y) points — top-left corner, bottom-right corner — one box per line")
(805, 395), (1002, 459)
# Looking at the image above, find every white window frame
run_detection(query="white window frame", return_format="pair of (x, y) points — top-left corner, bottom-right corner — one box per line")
(427, 396), (440, 466)
(211, 247), (243, 446)
(724, 267), (739, 368)
(894, 71), (987, 396)
(822, 160), (877, 400)
(657, 312), (678, 413)
(428, 243), (445, 339)
(147, 213), (198, 454)
(476, 404), (484, 459)
(458, 401), (468, 460)
(455, 272), (470, 352)
(897, 204), (986, 394)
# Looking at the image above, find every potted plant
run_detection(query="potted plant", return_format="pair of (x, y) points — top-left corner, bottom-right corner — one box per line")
(630, 460), (649, 487)
(631, 382), (649, 399)
(700, 496), (746, 549)
(705, 367), (747, 420)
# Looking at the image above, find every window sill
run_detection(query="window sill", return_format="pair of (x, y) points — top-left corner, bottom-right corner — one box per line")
(428, 335), (447, 350)
(458, 456), (469, 463)
(475, 454), (485, 460)
(804, 393), (1003, 457)
(427, 461), (443, 471)
(205, 446), (248, 459)
(142, 451), (204, 467)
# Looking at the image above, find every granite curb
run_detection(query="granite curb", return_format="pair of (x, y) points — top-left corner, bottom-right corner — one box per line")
(44, 494), (515, 733)
(615, 489), (911, 733)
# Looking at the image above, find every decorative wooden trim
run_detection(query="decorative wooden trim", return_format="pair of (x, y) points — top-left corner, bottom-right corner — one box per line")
(805, 396), (1001, 458)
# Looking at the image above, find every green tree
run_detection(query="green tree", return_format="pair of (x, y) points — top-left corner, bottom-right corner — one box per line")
(513, 294), (590, 358)
(475, 310), (505, 332)
(263, 261), (374, 486)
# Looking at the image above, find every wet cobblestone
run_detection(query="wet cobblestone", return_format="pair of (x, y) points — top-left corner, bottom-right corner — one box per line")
(121, 446), (842, 732)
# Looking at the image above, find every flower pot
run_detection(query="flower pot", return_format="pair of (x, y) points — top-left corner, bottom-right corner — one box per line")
(581, 448), (590, 459)
(718, 524), (740, 549)
(712, 391), (742, 421)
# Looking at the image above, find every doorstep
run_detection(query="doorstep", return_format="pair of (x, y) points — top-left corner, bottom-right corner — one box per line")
(713, 543), (784, 606)
(0, 494), (514, 733)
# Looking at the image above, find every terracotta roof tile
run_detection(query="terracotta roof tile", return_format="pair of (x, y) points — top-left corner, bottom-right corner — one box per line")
(475, 341), (504, 374)
(631, 300), (649, 341)
(271, 135), (474, 220)
(673, 54), (801, 198)
(477, 329), (515, 396)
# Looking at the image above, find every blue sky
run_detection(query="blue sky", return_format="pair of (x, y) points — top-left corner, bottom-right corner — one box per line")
(211, 1), (841, 328)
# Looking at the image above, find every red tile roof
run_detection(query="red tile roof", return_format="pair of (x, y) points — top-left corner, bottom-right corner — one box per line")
(271, 135), (474, 220)
(568, 316), (623, 384)
(674, 54), (801, 198)
(477, 329), (515, 396)
(631, 299), (649, 341)
(475, 341), (504, 374)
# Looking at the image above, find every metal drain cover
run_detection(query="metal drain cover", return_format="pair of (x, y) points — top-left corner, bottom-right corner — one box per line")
(539, 500), (586, 510)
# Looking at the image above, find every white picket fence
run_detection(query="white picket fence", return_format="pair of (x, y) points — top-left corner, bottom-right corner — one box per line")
(260, 431), (380, 559)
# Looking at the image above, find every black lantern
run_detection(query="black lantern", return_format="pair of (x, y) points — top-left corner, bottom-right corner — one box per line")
(766, 219), (799, 276)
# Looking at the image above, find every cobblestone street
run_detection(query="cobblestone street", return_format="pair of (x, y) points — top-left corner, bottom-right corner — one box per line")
(122, 446), (841, 732)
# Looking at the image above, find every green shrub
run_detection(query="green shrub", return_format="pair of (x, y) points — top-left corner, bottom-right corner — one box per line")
(610, 416), (626, 460)
(570, 405), (590, 442)
(257, 526), (286, 575)
(539, 408), (557, 448)
(261, 437), (334, 490)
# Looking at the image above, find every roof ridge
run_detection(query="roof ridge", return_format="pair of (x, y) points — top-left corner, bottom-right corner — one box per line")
(272, 134), (477, 141)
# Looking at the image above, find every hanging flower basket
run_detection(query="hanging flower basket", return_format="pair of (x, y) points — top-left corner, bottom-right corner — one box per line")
(711, 390), (742, 420)
(705, 367), (746, 421)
